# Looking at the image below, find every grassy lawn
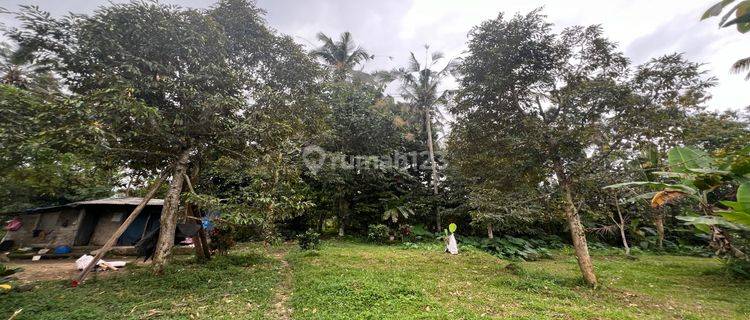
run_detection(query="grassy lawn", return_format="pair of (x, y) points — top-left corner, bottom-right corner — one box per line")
(2, 240), (749, 319)
(287, 241), (750, 320)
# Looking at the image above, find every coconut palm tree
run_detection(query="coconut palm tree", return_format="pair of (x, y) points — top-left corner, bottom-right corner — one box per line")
(311, 32), (372, 80)
(394, 46), (455, 230)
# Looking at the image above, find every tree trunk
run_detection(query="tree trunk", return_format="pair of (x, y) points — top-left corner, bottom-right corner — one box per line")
(318, 211), (325, 233)
(560, 177), (597, 287)
(613, 194), (630, 256)
(487, 223), (494, 239)
(654, 210), (665, 249)
(263, 152), (283, 245)
(183, 168), (211, 261)
(153, 149), (191, 273)
(424, 108), (440, 231)
(337, 196), (349, 237)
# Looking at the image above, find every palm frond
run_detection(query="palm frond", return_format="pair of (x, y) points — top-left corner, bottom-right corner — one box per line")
(315, 32), (334, 47)
(407, 52), (421, 72)
(430, 51), (444, 63)
(731, 56), (750, 80)
(339, 31), (352, 46)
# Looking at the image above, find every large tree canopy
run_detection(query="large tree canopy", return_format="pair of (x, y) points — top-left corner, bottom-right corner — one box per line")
(7, 0), (324, 270)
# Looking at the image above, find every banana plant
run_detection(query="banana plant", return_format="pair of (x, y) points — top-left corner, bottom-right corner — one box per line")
(381, 194), (414, 224)
(605, 146), (750, 258)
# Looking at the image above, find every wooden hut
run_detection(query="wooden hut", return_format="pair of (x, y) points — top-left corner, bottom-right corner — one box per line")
(2, 197), (165, 250)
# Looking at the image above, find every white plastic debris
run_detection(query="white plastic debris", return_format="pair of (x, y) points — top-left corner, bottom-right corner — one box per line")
(75, 254), (127, 270)
(446, 234), (458, 255)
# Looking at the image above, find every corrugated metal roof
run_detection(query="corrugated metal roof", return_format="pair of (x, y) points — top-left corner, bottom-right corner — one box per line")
(72, 197), (164, 206)
(2, 197), (164, 215)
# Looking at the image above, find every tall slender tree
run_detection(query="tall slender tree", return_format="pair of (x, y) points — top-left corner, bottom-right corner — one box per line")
(394, 47), (454, 230)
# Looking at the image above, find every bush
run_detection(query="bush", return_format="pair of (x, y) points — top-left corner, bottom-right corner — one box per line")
(297, 229), (321, 251)
(460, 235), (555, 261)
(209, 226), (236, 255)
(725, 259), (750, 279)
(398, 224), (412, 241)
(367, 224), (390, 243)
(410, 224), (434, 241)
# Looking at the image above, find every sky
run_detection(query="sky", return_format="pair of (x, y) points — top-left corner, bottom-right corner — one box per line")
(1, 0), (748, 112)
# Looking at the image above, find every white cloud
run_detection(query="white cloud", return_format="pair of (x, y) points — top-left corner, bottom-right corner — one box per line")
(2, 0), (748, 111)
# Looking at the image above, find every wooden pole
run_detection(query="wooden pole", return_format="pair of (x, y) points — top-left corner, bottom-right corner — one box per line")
(183, 173), (211, 260)
(73, 172), (168, 286)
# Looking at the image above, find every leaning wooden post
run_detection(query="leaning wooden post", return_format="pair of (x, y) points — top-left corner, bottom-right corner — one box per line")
(183, 173), (211, 260)
(73, 172), (168, 286)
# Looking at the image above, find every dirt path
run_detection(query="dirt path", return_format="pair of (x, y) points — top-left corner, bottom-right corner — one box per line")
(266, 246), (293, 320)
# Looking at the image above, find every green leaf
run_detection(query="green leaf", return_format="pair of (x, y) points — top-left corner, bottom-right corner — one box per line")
(603, 181), (697, 194)
(720, 200), (745, 212)
(684, 168), (731, 175)
(651, 171), (694, 179)
(738, 182), (750, 212)
(703, 0), (736, 20)
(677, 215), (747, 230)
(723, 11), (750, 28)
(623, 192), (658, 204)
(694, 223), (712, 234)
(721, 211), (750, 228)
(668, 147), (711, 173)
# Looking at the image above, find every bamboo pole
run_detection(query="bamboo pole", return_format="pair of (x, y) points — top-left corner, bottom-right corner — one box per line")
(73, 172), (168, 286)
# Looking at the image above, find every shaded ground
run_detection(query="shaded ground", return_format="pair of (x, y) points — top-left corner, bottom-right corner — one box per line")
(6, 257), (142, 283)
(0, 245), (281, 319)
(2, 240), (749, 319)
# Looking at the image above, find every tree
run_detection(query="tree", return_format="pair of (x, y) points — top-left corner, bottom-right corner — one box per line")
(0, 42), (117, 212)
(311, 32), (372, 80)
(702, 0), (750, 79)
(452, 10), (644, 286)
(309, 81), (401, 236)
(393, 47), (454, 231)
(9, 0), (322, 271)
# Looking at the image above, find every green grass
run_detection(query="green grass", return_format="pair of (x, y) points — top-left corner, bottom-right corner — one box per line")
(2, 240), (749, 319)
(0, 244), (281, 319)
(287, 241), (750, 320)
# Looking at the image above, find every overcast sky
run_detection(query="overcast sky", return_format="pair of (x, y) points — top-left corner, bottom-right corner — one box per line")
(1, 0), (748, 112)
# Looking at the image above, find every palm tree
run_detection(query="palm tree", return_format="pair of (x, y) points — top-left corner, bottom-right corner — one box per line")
(311, 32), (372, 80)
(394, 46), (455, 230)
(0, 42), (58, 93)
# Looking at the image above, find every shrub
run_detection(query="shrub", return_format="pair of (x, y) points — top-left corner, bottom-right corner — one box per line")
(725, 259), (750, 279)
(0, 264), (19, 277)
(410, 224), (434, 241)
(209, 226), (236, 255)
(297, 229), (321, 251)
(398, 224), (412, 241)
(367, 224), (390, 243)
(459, 235), (555, 261)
